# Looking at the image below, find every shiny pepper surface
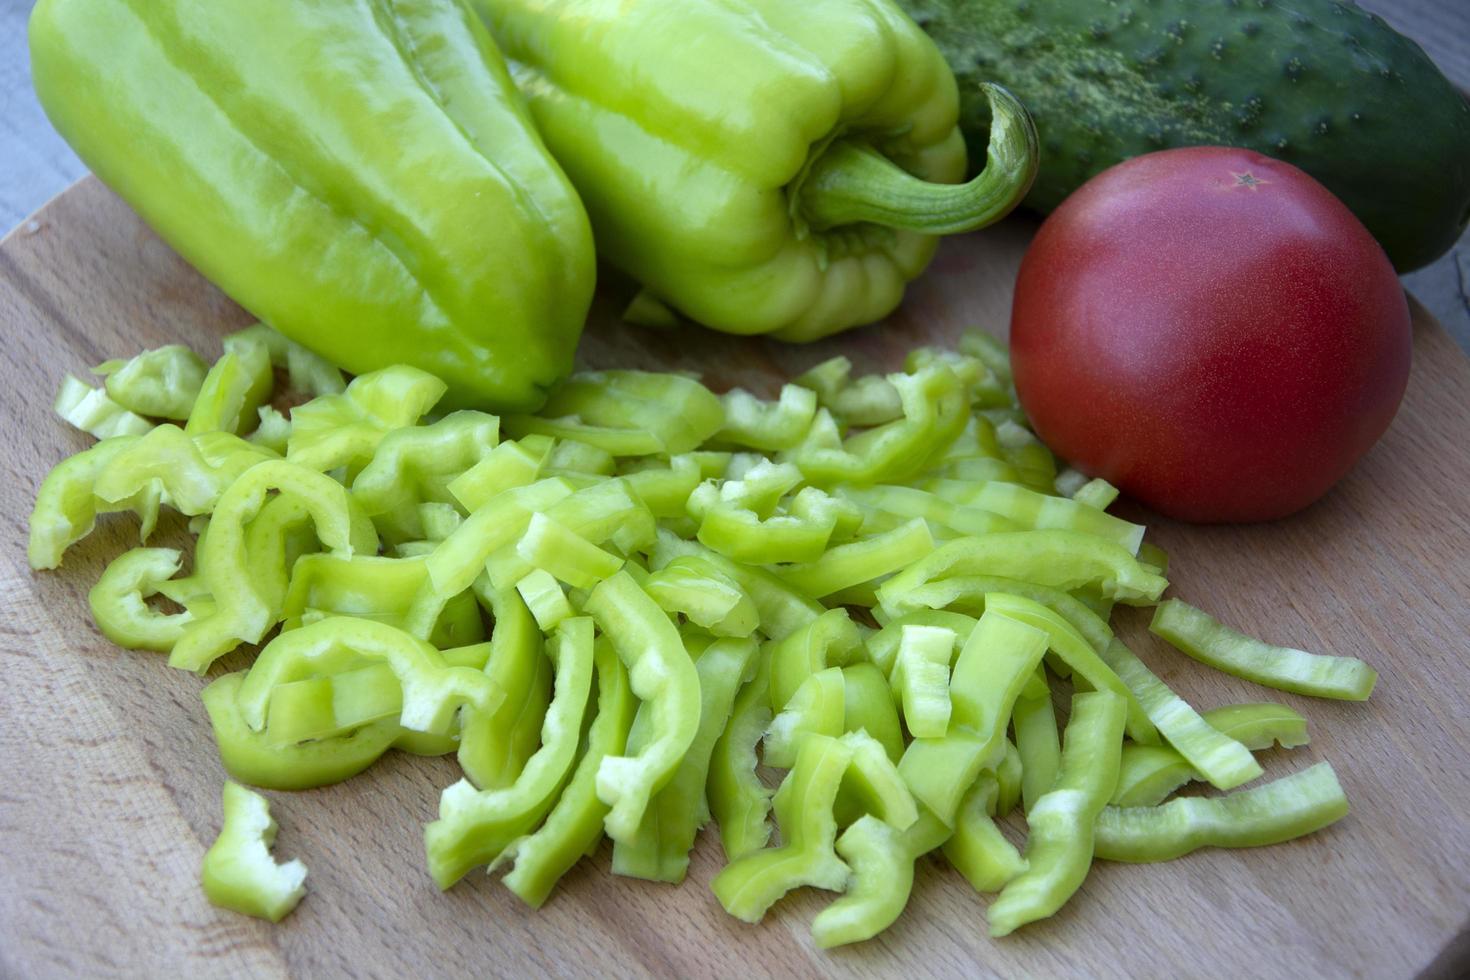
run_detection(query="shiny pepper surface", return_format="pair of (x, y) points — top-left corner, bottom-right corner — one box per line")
(30, 0), (594, 411)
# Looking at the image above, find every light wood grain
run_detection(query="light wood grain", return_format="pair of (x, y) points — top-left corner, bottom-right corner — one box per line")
(2, 177), (1469, 980)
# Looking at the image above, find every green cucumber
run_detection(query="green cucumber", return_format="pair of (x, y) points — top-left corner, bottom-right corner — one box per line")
(904, 0), (1470, 271)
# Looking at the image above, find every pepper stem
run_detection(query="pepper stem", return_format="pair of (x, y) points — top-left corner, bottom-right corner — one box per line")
(797, 83), (1039, 236)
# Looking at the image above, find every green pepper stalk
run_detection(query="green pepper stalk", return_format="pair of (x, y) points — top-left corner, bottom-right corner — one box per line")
(477, 0), (1037, 340)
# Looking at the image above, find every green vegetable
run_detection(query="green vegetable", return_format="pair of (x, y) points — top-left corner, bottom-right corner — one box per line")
(904, 0), (1470, 271)
(988, 691), (1126, 936)
(1151, 600), (1378, 701)
(942, 774), (1025, 893)
(708, 649), (776, 862)
(811, 816), (912, 949)
(54, 374), (152, 438)
(201, 782), (306, 922)
(892, 625), (955, 739)
(92, 345), (209, 419)
(30, 0), (594, 409)
(1012, 670), (1060, 812)
(477, 0), (1036, 339)
(1096, 763), (1349, 863)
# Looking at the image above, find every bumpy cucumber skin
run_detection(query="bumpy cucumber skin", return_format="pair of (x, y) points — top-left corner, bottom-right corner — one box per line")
(904, 0), (1470, 271)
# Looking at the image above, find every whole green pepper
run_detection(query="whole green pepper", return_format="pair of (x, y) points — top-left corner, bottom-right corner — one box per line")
(475, 0), (1037, 340)
(30, 0), (594, 410)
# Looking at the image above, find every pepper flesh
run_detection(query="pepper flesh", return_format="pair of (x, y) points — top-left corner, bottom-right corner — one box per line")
(30, 0), (594, 409)
(201, 782), (306, 922)
(88, 547), (195, 652)
(708, 649), (775, 861)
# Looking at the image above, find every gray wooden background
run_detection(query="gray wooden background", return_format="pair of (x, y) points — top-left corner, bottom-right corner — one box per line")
(3, 0), (1467, 351)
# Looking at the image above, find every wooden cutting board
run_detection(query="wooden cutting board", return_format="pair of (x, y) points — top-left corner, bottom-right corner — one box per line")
(2, 177), (1468, 980)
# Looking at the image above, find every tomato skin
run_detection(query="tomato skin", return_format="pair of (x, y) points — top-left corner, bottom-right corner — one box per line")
(1009, 146), (1411, 524)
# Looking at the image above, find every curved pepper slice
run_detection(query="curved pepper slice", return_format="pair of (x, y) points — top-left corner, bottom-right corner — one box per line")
(988, 691), (1127, 937)
(88, 547), (195, 652)
(456, 583), (552, 790)
(27, 435), (154, 569)
(710, 733), (854, 923)
(281, 553), (485, 648)
(227, 323), (345, 398)
(93, 344), (209, 420)
(506, 370), (724, 457)
(649, 530), (823, 642)
(953, 481), (1144, 554)
(236, 617), (503, 737)
(618, 455), (703, 519)
(995, 738), (1024, 817)
(1099, 638), (1261, 791)
(837, 483), (1019, 540)
(1072, 478), (1120, 512)
(779, 518), (934, 600)
(787, 365), (969, 488)
(644, 555), (758, 638)
(1113, 703), (1309, 807)
(287, 366), (447, 474)
(447, 436), (551, 513)
(942, 774), (1025, 893)
(94, 425), (277, 518)
(54, 374), (152, 439)
(898, 610), (1049, 825)
(1096, 763), (1349, 863)
(582, 571), (701, 843)
(1013, 669), (1060, 812)
(876, 530), (1169, 615)
(841, 664), (905, 765)
(497, 635), (638, 907)
(1151, 599), (1378, 701)
(169, 461), (360, 672)
(424, 478), (574, 597)
(425, 616), (595, 887)
(250, 407), (291, 455)
(834, 730), (919, 832)
(892, 625), (955, 739)
(765, 667), (847, 769)
(867, 610), (975, 677)
(795, 356), (904, 427)
(513, 512), (624, 589)
(544, 438), (615, 478)
(717, 385), (818, 451)
(186, 335), (272, 436)
(614, 635), (759, 883)
(768, 607), (864, 713)
(905, 346), (1011, 410)
(350, 411), (499, 543)
(708, 648), (775, 862)
(810, 815), (910, 948)
(516, 568), (574, 632)
(486, 479), (655, 590)
(201, 782), (306, 922)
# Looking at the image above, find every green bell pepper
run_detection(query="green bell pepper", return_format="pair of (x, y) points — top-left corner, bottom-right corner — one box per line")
(30, 0), (594, 410)
(92, 344), (209, 420)
(88, 547), (195, 652)
(201, 782), (306, 922)
(54, 374), (152, 439)
(942, 774), (1025, 893)
(708, 648), (776, 862)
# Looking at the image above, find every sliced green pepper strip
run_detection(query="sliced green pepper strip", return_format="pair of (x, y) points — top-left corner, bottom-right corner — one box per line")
(1100, 638), (1261, 791)
(186, 336), (272, 436)
(92, 424), (276, 517)
(447, 437), (551, 512)
(787, 365), (968, 488)
(583, 571), (701, 843)
(768, 607), (864, 712)
(1096, 763), (1349, 863)
(982, 592), (1157, 744)
(28, 435), (161, 567)
(506, 370), (723, 456)
(905, 347), (1011, 409)
(892, 625), (955, 739)
(958, 330), (1014, 387)
(793, 356), (904, 427)
(709, 646), (775, 862)
(879, 574), (1114, 653)
(1013, 670), (1061, 812)
(710, 733), (854, 923)
(618, 455), (702, 519)
(644, 555), (758, 638)
(613, 635), (759, 883)
(544, 438), (616, 477)
(497, 636), (638, 907)
(485, 479), (655, 590)
(943, 774), (1025, 893)
(648, 530), (823, 642)
(458, 582), (553, 790)
(93, 344), (208, 420)
(876, 530), (1168, 615)
(241, 491), (379, 627)
(204, 672), (417, 790)
(841, 664), (905, 764)
(1072, 478), (1120, 512)
(237, 617), (502, 739)
(1137, 541), (1170, 576)
(280, 553), (485, 648)
(692, 493), (836, 565)
(418, 502), (462, 542)
(765, 666), (847, 769)
(994, 419), (1058, 493)
(835, 730), (919, 832)
(201, 781), (306, 922)
(227, 323), (345, 397)
(988, 690), (1127, 937)
(424, 478), (574, 597)
(995, 738), (1024, 818)
(810, 815), (911, 948)
(54, 374), (152, 438)
(250, 406), (291, 455)
(1113, 702), (1309, 807)
(169, 461), (359, 672)
(287, 366), (447, 474)
(867, 610), (976, 677)
(898, 610), (1050, 825)
(837, 483), (1019, 539)
(956, 481), (1143, 554)
(516, 569), (574, 632)
(1151, 600), (1378, 701)
(264, 642), (492, 745)
(350, 411), (499, 544)
(717, 385), (818, 451)
(425, 616), (595, 888)
(779, 518), (935, 600)
(514, 513), (625, 589)
(88, 547), (194, 652)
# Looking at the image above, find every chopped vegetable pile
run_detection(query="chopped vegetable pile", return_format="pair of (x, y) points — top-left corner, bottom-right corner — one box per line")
(28, 323), (1371, 944)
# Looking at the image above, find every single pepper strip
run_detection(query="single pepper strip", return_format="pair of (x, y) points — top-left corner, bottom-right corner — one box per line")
(779, 517), (935, 599)
(841, 664), (906, 764)
(892, 625), (955, 738)
(1151, 600), (1378, 701)
(583, 571), (701, 843)
(1095, 763), (1349, 863)
(1013, 668), (1060, 812)
(88, 547), (195, 652)
(988, 691), (1127, 937)
(201, 781), (306, 922)
(459, 583), (552, 790)
(708, 648), (775, 862)
(810, 816), (911, 949)
(766, 667), (848, 768)
(943, 774), (1025, 893)
(93, 344), (208, 420)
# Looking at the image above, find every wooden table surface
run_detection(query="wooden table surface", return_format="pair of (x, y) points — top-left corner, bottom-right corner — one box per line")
(2, 177), (1468, 980)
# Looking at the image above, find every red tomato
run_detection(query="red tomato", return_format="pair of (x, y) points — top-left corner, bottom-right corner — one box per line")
(1009, 146), (1411, 523)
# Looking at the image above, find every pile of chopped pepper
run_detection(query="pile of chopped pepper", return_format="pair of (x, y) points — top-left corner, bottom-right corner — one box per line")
(27, 324), (1373, 943)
